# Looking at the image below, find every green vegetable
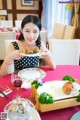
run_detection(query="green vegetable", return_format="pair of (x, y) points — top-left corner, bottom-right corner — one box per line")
(31, 80), (42, 89)
(76, 93), (80, 102)
(62, 75), (75, 82)
(35, 83), (42, 89)
(31, 80), (37, 85)
(39, 92), (54, 104)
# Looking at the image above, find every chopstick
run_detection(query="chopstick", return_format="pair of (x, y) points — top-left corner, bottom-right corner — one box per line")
(0, 85), (11, 90)
(0, 90), (8, 98)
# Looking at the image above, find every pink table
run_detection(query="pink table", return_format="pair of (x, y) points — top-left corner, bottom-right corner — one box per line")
(0, 65), (80, 120)
(0, 27), (20, 40)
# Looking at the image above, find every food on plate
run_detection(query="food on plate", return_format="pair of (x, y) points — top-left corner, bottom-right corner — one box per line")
(74, 78), (78, 83)
(39, 92), (54, 104)
(62, 82), (73, 95)
(8, 103), (17, 112)
(62, 75), (75, 82)
(31, 80), (43, 89)
(76, 92), (80, 102)
(8, 99), (29, 114)
(25, 46), (39, 54)
(33, 46), (40, 53)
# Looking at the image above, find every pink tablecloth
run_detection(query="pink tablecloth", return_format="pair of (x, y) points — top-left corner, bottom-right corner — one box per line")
(16, 32), (20, 40)
(42, 65), (80, 83)
(0, 65), (80, 120)
(0, 27), (20, 40)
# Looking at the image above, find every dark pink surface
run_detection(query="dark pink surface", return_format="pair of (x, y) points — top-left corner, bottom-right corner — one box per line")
(0, 65), (80, 120)
(0, 28), (20, 40)
(42, 65), (80, 83)
(16, 32), (20, 40)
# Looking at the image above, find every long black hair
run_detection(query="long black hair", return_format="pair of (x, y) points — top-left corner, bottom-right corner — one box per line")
(19, 15), (42, 49)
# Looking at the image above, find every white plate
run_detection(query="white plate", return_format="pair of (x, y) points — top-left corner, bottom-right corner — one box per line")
(4, 98), (41, 120)
(24, 50), (46, 57)
(37, 81), (80, 100)
(70, 111), (80, 120)
(18, 68), (46, 80)
(18, 68), (46, 89)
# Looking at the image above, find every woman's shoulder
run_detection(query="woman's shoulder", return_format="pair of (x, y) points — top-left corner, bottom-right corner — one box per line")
(12, 40), (19, 44)
(8, 40), (20, 50)
(11, 40), (22, 46)
(11, 40), (18, 46)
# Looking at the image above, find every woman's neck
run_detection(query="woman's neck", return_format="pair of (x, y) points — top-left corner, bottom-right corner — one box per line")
(22, 41), (36, 48)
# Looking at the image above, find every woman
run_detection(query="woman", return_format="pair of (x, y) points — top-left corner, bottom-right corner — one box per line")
(0, 15), (56, 76)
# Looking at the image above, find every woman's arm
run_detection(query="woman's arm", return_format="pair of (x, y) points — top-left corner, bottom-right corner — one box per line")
(40, 41), (56, 69)
(0, 43), (25, 76)
(0, 55), (14, 76)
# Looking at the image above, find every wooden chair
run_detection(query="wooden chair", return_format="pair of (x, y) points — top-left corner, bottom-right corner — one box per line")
(51, 23), (66, 39)
(63, 25), (76, 39)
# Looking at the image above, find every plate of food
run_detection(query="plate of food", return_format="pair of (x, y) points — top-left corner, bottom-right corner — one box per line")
(31, 80), (80, 112)
(37, 80), (80, 100)
(23, 46), (46, 57)
(4, 98), (41, 120)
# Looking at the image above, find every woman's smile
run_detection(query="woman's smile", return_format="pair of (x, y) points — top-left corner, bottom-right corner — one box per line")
(28, 38), (34, 42)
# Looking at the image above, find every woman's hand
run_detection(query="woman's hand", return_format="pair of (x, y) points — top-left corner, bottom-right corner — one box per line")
(41, 49), (56, 69)
(10, 50), (25, 60)
(42, 49), (52, 58)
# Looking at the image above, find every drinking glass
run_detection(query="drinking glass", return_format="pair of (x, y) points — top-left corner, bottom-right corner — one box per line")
(11, 71), (23, 98)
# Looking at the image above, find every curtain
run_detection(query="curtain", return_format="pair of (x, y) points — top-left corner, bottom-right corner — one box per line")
(42, 0), (53, 37)
(42, 0), (73, 37)
(57, 0), (73, 25)
(72, 0), (80, 27)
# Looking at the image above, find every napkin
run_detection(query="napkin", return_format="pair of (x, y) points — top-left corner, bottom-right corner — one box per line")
(0, 89), (12, 97)
(21, 81), (31, 89)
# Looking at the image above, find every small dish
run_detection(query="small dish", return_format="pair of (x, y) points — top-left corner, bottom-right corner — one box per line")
(18, 68), (46, 80)
(70, 111), (80, 120)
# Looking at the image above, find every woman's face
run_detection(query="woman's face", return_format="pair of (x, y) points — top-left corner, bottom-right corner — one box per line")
(21, 22), (39, 45)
